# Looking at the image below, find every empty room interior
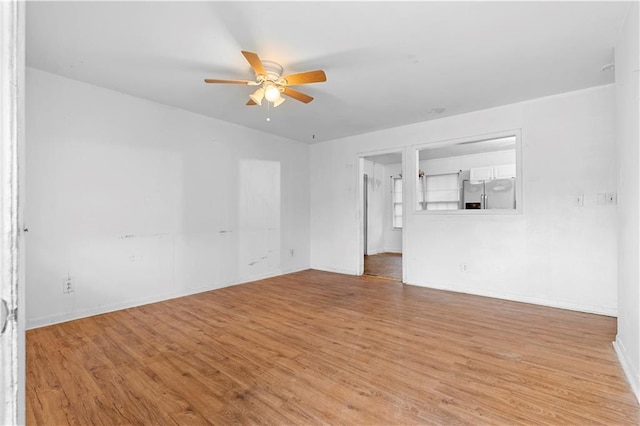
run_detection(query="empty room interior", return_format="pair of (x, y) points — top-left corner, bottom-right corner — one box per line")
(4, 0), (640, 424)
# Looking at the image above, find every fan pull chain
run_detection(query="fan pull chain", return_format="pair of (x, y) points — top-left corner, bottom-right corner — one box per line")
(266, 99), (271, 122)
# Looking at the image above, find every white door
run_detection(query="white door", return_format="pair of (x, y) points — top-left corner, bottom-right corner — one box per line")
(1, 1), (25, 423)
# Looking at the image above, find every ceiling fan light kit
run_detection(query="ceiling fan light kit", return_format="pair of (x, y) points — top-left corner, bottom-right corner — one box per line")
(204, 50), (327, 109)
(264, 83), (281, 102)
(272, 95), (286, 108)
(249, 87), (265, 105)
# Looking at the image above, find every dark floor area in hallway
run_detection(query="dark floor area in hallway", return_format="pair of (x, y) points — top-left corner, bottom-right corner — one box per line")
(364, 252), (402, 281)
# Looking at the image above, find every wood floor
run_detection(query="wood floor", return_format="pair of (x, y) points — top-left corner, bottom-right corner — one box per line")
(27, 270), (639, 425)
(364, 252), (402, 281)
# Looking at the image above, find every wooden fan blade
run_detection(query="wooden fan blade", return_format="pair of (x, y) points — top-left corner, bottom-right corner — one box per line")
(241, 51), (267, 76)
(204, 78), (253, 84)
(281, 70), (327, 86)
(246, 99), (257, 106)
(282, 87), (314, 103)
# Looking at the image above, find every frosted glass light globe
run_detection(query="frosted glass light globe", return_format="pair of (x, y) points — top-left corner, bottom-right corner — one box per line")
(264, 84), (281, 102)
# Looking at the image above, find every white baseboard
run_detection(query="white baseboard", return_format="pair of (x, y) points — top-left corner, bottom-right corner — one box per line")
(365, 249), (384, 255)
(309, 264), (359, 276)
(366, 249), (402, 255)
(383, 248), (402, 254)
(613, 337), (640, 403)
(26, 266), (310, 330)
(405, 279), (617, 317)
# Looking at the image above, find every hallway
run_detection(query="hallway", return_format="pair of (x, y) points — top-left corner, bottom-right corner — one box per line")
(364, 252), (402, 281)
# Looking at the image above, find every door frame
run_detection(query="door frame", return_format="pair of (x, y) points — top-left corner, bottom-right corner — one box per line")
(356, 147), (406, 280)
(0, 0), (26, 423)
(363, 173), (368, 256)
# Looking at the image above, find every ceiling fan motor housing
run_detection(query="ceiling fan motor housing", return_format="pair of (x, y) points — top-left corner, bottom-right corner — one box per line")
(261, 60), (284, 82)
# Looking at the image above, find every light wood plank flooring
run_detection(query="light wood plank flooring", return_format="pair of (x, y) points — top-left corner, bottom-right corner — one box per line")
(27, 270), (639, 425)
(364, 252), (402, 281)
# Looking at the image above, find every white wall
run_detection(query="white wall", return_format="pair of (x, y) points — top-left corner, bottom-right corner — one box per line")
(311, 85), (617, 315)
(614, 2), (640, 402)
(25, 68), (310, 328)
(383, 162), (402, 253)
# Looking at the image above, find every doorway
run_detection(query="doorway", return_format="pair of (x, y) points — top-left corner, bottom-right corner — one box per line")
(364, 252), (402, 280)
(360, 151), (403, 281)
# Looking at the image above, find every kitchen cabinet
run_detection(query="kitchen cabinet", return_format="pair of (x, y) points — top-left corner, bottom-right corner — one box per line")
(470, 164), (516, 181)
(469, 166), (493, 181)
(494, 164), (516, 179)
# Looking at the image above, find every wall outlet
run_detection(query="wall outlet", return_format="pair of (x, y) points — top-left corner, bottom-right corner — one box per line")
(574, 194), (584, 206)
(606, 192), (617, 205)
(289, 249), (295, 257)
(460, 263), (468, 272)
(63, 277), (73, 294)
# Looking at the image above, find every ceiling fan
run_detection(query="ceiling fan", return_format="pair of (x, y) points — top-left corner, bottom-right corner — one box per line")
(204, 51), (327, 107)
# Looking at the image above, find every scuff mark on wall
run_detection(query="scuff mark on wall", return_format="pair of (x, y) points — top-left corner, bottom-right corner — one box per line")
(120, 233), (167, 240)
(248, 256), (268, 266)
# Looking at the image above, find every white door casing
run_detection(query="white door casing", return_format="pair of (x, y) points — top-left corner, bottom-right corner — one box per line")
(1, 0), (25, 424)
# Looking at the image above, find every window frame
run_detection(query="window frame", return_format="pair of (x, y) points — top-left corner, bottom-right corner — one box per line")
(391, 176), (403, 229)
(419, 172), (461, 211)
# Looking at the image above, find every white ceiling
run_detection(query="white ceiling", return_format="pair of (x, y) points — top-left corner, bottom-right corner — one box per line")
(419, 136), (516, 160)
(26, 1), (630, 144)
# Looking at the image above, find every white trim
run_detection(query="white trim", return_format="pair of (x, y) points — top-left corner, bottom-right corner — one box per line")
(405, 280), (617, 317)
(613, 338), (640, 403)
(0, 1), (24, 424)
(364, 248), (385, 256)
(310, 265), (359, 276)
(357, 157), (366, 273)
(383, 248), (402, 254)
(364, 249), (403, 255)
(391, 176), (403, 229)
